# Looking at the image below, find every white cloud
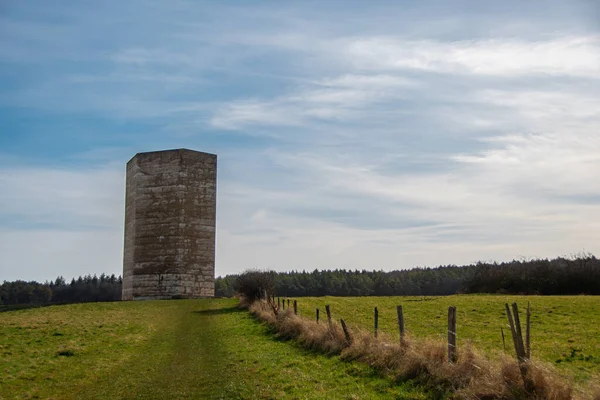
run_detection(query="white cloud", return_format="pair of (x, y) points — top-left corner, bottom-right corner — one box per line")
(210, 99), (306, 130)
(453, 132), (600, 197)
(344, 36), (600, 78)
(317, 74), (417, 89)
(475, 89), (600, 126)
(211, 74), (417, 130)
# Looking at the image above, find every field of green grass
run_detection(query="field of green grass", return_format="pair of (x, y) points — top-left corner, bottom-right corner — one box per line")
(294, 295), (600, 382)
(0, 298), (430, 400)
(2, 295), (598, 399)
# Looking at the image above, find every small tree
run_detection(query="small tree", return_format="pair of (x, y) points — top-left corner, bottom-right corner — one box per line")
(234, 269), (276, 304)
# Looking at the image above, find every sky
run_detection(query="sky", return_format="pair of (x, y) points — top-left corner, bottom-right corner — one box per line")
(1, 0), (599, 282)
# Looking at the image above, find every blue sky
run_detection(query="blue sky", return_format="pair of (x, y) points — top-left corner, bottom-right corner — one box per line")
(1, 0), (599, 282)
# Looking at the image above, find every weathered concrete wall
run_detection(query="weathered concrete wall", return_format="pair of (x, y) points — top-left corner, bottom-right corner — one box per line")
(122, 149), (217, 300)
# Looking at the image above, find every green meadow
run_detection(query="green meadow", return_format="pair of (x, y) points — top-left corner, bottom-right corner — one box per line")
(294, 295), (600, 382)
(1, 295), (598, 399)
(0, 299), (429, 400)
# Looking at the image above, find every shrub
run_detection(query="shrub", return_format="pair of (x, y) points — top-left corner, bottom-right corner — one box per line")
(233, 269), (276, 304)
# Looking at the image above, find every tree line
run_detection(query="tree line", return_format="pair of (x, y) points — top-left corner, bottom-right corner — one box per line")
(215, 254), (600, 297)
(0, 274), (122, 309)
(2, 254), (598, 308)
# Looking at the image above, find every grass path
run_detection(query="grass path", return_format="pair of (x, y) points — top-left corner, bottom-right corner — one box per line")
(1, 299), (429, 399)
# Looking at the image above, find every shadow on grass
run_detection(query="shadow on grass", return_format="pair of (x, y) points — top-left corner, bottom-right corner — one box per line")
(193, 306), (244, 316)
(0, 304), (44, 313)
(247, 313), (344, 360)
(404, 297), (441, 302)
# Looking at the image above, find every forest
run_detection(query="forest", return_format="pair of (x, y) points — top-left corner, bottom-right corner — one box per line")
(215, 254), (600, 297)
(2, 254), (599, 308)
(0, 274), (122, 310)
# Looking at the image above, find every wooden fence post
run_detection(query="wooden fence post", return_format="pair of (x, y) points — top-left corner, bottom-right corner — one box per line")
(526, 302), (531, 359)
(501, 327), (506, 353)
(505, 303), (534, 393)
(277, 297), (280, 309)
(374, 307), (379, 338)
(287, 299), (290, 309)
(325, 305), (332, 329)
(512, 303), (525, 359)
(293, 300), (297, 315)
(505, 303), (519, 358)
(448, 306), (457, 363)
(340, 319), (352, 346)
(397, 305), (405, 345)
(316, 307), (320, 323)
(282, 299), (285, 310)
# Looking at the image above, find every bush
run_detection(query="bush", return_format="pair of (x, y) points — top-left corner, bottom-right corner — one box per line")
(234, 269), (276, 304)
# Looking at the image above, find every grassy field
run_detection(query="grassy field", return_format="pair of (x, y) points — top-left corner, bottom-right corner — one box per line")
(0, 298), (431, 400)
(293, 295), (600, 382)
(2, 296), (598, 399)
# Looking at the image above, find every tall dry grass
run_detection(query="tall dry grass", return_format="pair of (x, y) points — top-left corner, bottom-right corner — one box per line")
(248, 300), (596, 400)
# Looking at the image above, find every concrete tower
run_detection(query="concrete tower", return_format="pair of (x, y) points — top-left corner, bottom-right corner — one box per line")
(122, 149), (217, 300)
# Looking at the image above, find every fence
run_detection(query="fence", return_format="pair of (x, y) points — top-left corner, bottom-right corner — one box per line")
(274, 297), (533, 387)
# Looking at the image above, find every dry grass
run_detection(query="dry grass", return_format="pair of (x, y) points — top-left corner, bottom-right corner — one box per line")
(250, 303), (347, 354)
(248, 299), (597, 400)
(582, 384), (600, 400)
